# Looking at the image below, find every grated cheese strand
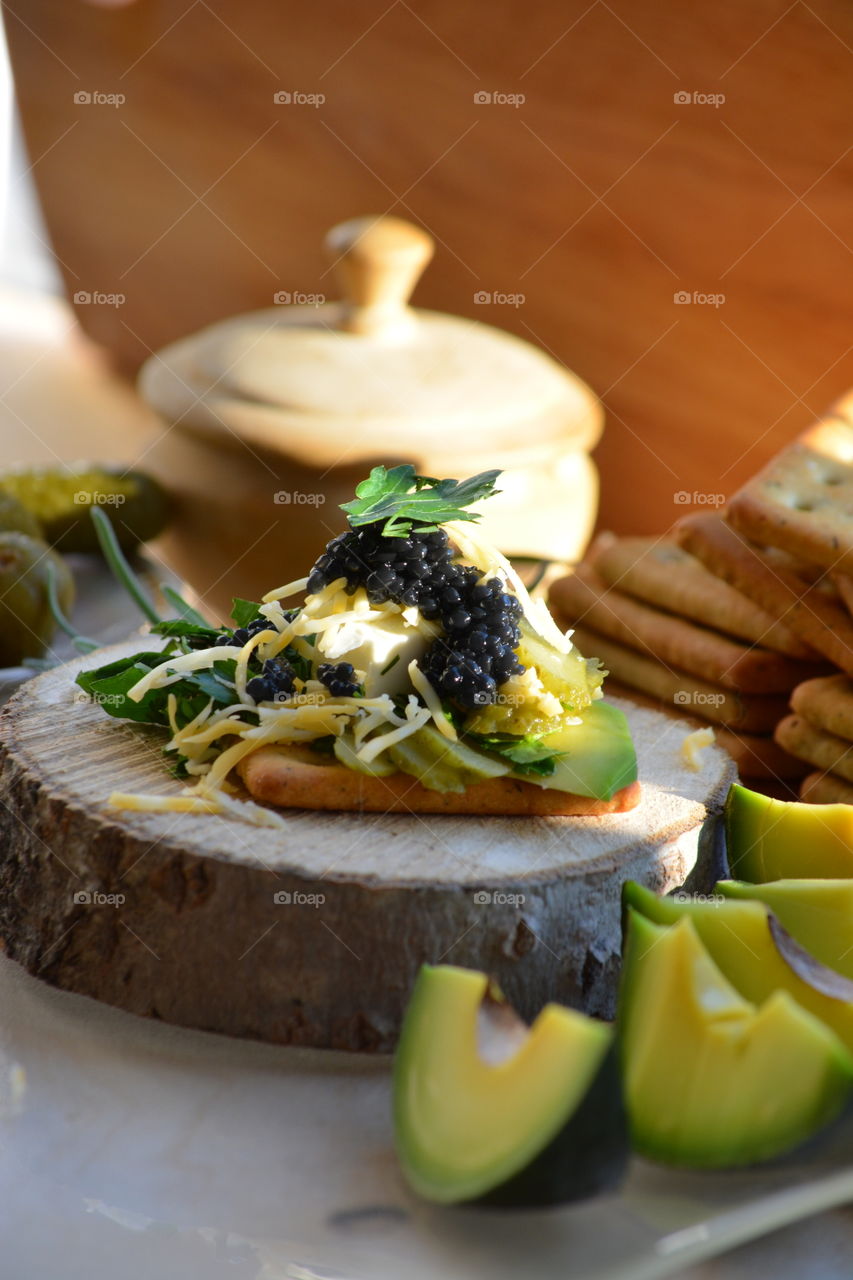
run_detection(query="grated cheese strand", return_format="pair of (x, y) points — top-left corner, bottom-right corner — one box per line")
(408, 661), (457, 741)
(261, 576), (310, 603)
(356, 703), (432, 764)
(127, 646), (242, 703)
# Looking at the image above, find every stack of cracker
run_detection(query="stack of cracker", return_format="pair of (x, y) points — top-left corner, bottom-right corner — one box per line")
(673, 410), (853, 800)
(549, 534), (825, 785)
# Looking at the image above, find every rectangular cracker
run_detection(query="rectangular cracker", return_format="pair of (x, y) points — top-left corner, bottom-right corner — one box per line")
(675, 512), (853, 674)
(588, 533), (817, 659)
(774, 713), (853, 784)
(568, 624), (790, 732)
(550, 565), (823, 693)
(727, 417), (853, 574)
(790, 674), (853, 741)
(800, 770), (853, 804)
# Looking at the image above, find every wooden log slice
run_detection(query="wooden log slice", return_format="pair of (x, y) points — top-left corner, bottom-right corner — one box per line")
(0, 642), (736, 1051)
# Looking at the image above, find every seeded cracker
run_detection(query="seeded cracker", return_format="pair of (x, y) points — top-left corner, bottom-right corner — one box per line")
(774, 714), (853, 784)
(800, 770), (853, 804)
(550, 565), (823, 693)
(727, 417), (853, 575)
(589, 534), (816, 659)
(675, 512), (853, 674)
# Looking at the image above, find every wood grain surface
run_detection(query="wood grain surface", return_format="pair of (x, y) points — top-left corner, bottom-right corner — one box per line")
(6, 0), (853, 534)
(0, 641), (734, 1048)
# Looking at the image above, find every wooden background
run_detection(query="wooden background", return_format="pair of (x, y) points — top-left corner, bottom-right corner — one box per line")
(5, 0), (853, 532)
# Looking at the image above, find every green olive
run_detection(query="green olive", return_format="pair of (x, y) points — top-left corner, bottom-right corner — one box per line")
(0, 492), (43, 539)
(0, 466), (170, 553)
(0, 533), (74, 665)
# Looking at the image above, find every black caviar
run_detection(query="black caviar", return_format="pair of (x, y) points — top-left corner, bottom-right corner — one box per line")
(246, 656), (296, 704)
(317, 661), (360, 698)
(307, 524), (524, 709)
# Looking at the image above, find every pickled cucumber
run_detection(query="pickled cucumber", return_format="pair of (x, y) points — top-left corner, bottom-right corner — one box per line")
(0, 533), (74, 665)
(0, 466), (170, 552)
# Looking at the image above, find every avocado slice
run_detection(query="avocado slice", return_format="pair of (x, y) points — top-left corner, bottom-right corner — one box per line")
(526, 701), (638, 800)
(717, 879), (853, 981)
(619, 911), (853, 1166)
(393, 964), (627, 1206)
(624, 881), (853, 1054)
(725, 782), (853, 881)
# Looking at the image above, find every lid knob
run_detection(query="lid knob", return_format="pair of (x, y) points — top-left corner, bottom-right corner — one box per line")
(325, 215), (434, 340)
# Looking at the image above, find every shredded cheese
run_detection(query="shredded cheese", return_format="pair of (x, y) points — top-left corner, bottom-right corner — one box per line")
(680, 727), (715, 772)
(127, 646), (242, 703)
(356, 701), (432, 764)
(408, 661), (457, 741)
(262, 576), (310, 603)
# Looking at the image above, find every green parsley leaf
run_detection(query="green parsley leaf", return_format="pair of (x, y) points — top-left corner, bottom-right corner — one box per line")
(340, 465), (501, 537)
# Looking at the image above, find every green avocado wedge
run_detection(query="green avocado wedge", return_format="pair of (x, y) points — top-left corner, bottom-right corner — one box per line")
(524, 700), (638, 800)
(619, 911), (853, 1167)
(623, 881), (853, 1055)
(725, 782), (853, 881)
(393, 964), (628, 1207)
(717, 879), (853, 981)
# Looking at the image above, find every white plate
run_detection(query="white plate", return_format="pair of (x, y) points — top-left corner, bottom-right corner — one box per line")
(0, 952), (850, 1280)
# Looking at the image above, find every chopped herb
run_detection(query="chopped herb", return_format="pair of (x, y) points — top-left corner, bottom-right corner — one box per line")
(465, 732), (563, 776)
(379, 653), (401, 676)
(230, 598), (265, 628)
(341, 465), (501, 538)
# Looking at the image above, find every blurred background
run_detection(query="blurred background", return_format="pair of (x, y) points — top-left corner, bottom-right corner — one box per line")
(1, 0), (852, 534)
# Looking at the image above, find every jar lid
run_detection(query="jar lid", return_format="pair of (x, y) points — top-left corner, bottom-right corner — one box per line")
(140, 216), (602, 468)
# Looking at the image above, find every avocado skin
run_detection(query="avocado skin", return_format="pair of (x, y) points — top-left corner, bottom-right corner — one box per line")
(473, 1043), (628, 1209)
